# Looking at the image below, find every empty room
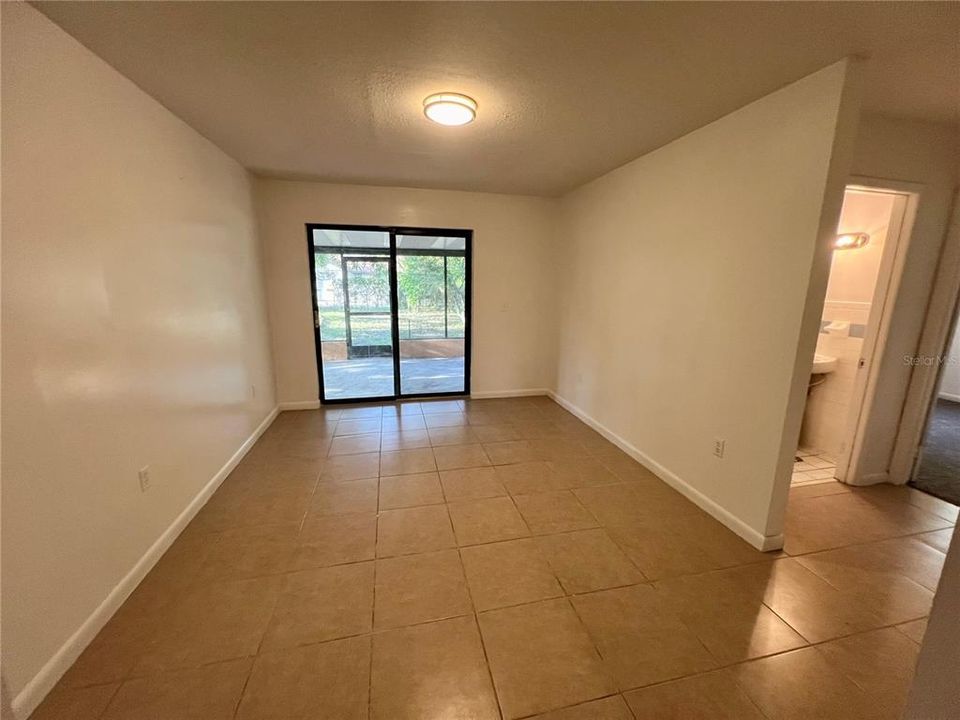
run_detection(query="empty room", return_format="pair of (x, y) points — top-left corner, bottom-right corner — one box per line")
(3, 2), (960, 719)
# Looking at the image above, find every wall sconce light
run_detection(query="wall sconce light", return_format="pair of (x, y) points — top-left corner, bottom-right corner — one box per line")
(834, 232), (870, 250)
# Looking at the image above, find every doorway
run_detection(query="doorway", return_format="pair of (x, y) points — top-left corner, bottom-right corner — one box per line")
(910, 280), (960, 505)
(793, 183), (916, 487)
(306, 224), (472, 403)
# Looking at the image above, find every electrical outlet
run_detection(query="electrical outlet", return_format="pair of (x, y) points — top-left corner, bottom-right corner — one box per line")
(138, 466), (151, 492)
(713, 439), (726, 459)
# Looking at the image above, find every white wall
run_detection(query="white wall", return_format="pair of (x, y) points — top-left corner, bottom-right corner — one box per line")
(847, 117), (959, 482)
(254, 179), (558, 403)
(1, 4), (276, 711)
(553, 61), (860, 548)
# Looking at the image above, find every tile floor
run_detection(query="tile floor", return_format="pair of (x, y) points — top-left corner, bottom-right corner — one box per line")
(32, 397), (957, 720)
(791, 448), (837, 487)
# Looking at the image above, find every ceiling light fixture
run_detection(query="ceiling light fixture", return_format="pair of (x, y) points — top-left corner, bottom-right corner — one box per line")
(834, 232), (870, 250)
(423, 92), (477, 126)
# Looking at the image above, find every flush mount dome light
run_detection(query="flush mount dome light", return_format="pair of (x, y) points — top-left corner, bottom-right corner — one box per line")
(423, 92), (477, 126)
(834, 232), (870, 250)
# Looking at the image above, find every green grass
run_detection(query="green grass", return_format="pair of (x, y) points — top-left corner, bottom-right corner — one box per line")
(319, 309), (464, 345)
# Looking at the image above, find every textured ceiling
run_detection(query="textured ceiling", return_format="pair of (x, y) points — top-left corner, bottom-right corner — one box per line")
(34, 1), (960, 196)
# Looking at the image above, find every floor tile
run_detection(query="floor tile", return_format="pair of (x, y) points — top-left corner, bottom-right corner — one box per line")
(547, 458), (620, 489)
(783, 489), (952, 555)
(484, 440), (540, 465)
(335, 418), (382, 436)
(29, 683), (119, 720)
(732, 646), (878, 720)
(917, 527), (954, 553)
(536, 529), (645, 593)
(196, 522), (300, 583)
(423, 411), (468, 428)
(377, 505), (455, 557)
(236, 636), (370, 720)
(380, 429), (431, 451)
(261, 562), (374, 651)
(529, 695), (634, 720)
(320, 452), (380, 482)
(817, 628), (919, 720)
(193, 486), (313, 533)
(440, 466), (507, 501)
(371, 616), (499, 720)
(461, 538), (563, 611)
(478, 598), (616, 719)
(374, 549), (472, 629)
(420, 400), (465, 414)
(794, 538), (938, 614)
(381, 414), (427, 433)
(378, 472), (444, 510)
(309, 478), (379, 517)
(496, 461), (561, 495)
(293, 513), (377, 569)
(328, 432), (381, 456)
(897, 618), (927, 644)
(379, 448), (437, 476)
(724, 559), (893, 643)
(135, 575), (283, 673)
(513, 491), (599, 534)
(471, 423), (523, 443)
(428, 426), (479, 446)
(624, 668), (766, 719)
(605, 511), (767, 580)
(448, 496), (530, 546)
(101, 658), (251, 720)
(433, 443), (492, 470)
(653, 569), (807, 664)
(572, 584), (716, 690)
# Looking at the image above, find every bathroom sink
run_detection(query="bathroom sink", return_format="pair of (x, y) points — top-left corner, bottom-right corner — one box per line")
(812, 354), (838, 374)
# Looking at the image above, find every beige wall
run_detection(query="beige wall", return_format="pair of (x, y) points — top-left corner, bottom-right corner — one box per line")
(848, 117), (959, 482)
(254, 179), (558, 403)
(1, 3), (276, 710)
(553, 61), (860, 548)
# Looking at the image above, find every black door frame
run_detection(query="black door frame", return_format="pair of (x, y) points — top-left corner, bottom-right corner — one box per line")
(305, 223), (473, 405)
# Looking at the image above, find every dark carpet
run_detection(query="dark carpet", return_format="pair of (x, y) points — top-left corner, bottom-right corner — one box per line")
(911, 398), (960, 507)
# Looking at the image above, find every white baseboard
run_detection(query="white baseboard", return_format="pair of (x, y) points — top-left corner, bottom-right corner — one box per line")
(469, 388), (550, 399)
(546, 391), (783, 552)
(938, 391), (960, 403)
(278, 400), (321, 411)
(12, 405), (280, 720)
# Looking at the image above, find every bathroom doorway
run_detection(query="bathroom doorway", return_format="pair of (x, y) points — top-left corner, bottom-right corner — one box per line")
(793, 183), (916, 487)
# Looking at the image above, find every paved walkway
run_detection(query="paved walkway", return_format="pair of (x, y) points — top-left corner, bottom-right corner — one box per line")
(322, 356), (465, 399)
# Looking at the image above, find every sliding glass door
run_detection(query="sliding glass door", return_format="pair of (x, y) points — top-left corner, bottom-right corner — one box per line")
(397, 234), (468, 395)
(308, 225), (471, 403)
